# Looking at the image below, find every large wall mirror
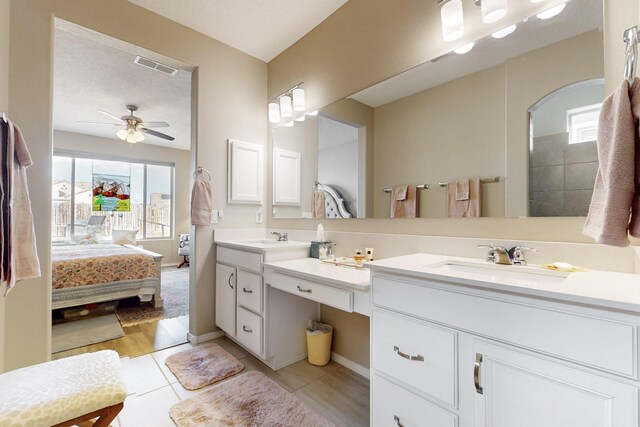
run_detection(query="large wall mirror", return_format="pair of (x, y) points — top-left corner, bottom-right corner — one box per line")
(270, 0), (603, 219)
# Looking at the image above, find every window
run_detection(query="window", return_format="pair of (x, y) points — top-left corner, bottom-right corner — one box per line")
(567, 103), (601, 144)
(52, 154), (174, 243)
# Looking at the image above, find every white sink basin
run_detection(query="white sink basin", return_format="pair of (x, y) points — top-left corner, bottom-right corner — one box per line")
(428, 260), (569, 286)
(243, 239), (284, 245)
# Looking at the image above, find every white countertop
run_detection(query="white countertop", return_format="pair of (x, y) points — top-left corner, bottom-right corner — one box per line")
(215, 239), (311, 253)
(366, 253), (640, 313)
(263, 258), (371, 291)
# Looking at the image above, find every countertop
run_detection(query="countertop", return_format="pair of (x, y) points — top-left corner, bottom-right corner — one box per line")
(366, 253), (640, 313)
(263, 257), (371, 291)
(215, 239), (311, 253)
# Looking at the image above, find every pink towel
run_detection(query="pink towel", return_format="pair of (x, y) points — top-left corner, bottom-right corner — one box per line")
(583, 81), (637, 246)
(191, 180), (212, 226)
(447, 178), (481, 217)
(390, 185), (417, 218)
(313, 191), (326, 218)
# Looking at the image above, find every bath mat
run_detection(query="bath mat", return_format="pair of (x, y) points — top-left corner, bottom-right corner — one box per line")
(169, 371), (336, 427)
(52, 314), (124, 353)
(165, 343), (244, 390)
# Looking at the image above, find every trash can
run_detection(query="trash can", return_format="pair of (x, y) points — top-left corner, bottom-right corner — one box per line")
(306, 321), (333, 366)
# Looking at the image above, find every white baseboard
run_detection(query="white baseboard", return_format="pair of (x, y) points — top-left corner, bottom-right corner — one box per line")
(331, 352), (370, 379)
(187, 330), (225, 345)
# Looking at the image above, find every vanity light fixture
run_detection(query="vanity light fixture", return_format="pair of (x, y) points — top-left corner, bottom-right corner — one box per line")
(280, 95), (293, 118)
(536, 2), (566, 20)
(268, 82), (305, 124)
(479, 0), (507, 24)
(268, 102), (281, 124)
(454, 42), (475, 54)
(292, 88), (306, 111)
(491, 24), (516, 38)
(440, 0), (465, 42)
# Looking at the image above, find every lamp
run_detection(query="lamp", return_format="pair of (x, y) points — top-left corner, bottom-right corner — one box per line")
(268, 102), (281, 123)
(279, 95), (293, 118)
(536, 2), (565, 20)
(116, 129), (127, 140)
(491, 24), (516, 38)
(292, 88), (306, 111)
(441, 0), (464, 42)
(480, 0), (507, 24)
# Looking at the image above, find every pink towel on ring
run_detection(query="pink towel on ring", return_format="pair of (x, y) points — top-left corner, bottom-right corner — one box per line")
(191, 180), (212, 226)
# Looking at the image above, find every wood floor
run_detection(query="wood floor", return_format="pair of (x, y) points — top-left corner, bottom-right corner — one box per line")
(52, 315), (189, 360)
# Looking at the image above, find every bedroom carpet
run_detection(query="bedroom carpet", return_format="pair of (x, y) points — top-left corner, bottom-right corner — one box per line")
(169, 371), (337, 427)
(52, 314), (124, 353)
(165, 343), (245, 390)
(116, 267), (189, 327)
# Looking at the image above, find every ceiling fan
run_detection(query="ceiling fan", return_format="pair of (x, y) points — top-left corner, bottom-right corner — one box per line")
(78, 104), (175, 143)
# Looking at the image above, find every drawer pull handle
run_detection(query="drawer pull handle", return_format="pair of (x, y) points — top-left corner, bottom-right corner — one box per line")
(297, 285), (312, 293)
(242, 326), (253, 333)
(393, 346), (424, 362)
(228, 273), (234, 289)
(474, 353), (483, 395)
(242, 288), (253, 294)
(393, 415), (404, 427)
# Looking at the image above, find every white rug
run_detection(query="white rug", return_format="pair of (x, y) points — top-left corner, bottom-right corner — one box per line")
(52, 314), (125, 353)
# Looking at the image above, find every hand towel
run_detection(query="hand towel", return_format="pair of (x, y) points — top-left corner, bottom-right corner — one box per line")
(455, 179), (470, 201)
(313, 191), (326, 218)
(390, 185), (417, 218)
(191, 179), (212, 226)
(627, 81), (640, 237)
(447, 178), (481, 217)
(583, 80), (636, 246)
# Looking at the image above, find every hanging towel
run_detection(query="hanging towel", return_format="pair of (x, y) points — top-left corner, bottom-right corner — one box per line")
(447, 178), (481, 217)
(583, 80), (636, 246)
(1, 119), (41, 294)
(390, 185), (417, 218)
(191, 179), (212, 226)
(628, 81), (640, 237)
(455, 179), (470, 201)
(313, 191), (326, 218)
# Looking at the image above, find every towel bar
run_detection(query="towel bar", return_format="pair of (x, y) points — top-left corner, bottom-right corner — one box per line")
(383, 184), (429, 193)
(438, 176), (500, 187)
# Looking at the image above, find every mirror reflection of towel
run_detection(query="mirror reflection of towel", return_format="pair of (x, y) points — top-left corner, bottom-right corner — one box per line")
(455, 179), (469, 201)
(448, 178), (481, 217)
(390, 185), (417, 218)
(313, 191), (326, 218)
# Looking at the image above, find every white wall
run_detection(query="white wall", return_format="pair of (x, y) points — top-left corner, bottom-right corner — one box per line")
(53, 130), (190, 265)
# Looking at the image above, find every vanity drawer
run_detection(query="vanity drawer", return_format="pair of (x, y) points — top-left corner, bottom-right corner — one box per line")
(237, 270), (263, 315)
(236, 306), (263, 356)
(217, 246), (263, 273)
(269, 272), (353, 312)
(372, 375), (457, 427)
(372, 309), (457, 406)
(373, 275), (637, 378)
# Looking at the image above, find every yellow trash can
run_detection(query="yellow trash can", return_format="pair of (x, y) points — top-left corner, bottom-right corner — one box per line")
(306, 322), (333, 366)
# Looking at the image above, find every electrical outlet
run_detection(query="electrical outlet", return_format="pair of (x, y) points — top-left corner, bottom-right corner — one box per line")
(210, 210), (219, 224)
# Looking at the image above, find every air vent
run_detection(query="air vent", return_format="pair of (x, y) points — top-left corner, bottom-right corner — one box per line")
(134, 56), (179, 76)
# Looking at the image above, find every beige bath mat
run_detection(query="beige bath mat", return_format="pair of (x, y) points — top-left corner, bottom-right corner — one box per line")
(165, 343), (244, 390)
(169, 371), (336, 427)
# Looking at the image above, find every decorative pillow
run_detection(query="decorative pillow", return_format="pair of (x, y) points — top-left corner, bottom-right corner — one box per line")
(112, 229), (138, 245)
(70, 232), (99, 245)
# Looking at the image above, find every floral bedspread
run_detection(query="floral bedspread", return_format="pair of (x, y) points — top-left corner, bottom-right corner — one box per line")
(52, 244), (159, 289)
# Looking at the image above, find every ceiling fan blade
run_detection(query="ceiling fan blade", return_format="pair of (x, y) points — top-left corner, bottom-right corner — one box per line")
(77, 121), (123, 126)
(141, 127), (175, 141)
(140, 121), (170, 128)
(97, 109), (125, 123)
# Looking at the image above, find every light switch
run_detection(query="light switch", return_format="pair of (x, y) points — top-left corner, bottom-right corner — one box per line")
(210, 210), (219, 224)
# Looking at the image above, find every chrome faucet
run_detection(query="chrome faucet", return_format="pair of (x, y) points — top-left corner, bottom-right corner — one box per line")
(477, 244), (512, 265)
(509, 246), (537, 266)
(270, 231), (288, 242)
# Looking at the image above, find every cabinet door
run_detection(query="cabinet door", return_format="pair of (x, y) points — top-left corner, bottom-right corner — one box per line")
(472, 341), (637, 427)
(215, 263), (236, 336)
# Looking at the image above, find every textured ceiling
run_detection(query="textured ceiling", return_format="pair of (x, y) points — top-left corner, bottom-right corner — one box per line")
(53, 21), (192, 150)
(351, 0), (603, 108)
(127, 0), (348, 62)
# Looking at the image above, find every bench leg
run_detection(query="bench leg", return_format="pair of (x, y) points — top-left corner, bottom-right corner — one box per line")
(52, 402), (124, 427)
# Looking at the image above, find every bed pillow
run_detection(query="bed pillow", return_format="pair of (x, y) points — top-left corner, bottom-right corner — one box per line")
(112, 229), (138, 245)
(70, 232), (99, 245)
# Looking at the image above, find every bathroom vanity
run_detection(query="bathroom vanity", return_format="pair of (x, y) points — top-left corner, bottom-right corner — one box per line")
(367, 253), (640, 427)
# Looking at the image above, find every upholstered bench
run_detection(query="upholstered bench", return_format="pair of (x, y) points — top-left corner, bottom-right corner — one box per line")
(0, 350), (127, 427)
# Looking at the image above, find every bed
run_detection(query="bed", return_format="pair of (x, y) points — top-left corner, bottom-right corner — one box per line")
(51, 244), (163, 310)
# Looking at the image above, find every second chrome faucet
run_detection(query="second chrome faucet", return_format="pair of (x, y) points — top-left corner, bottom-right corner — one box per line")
(477, 244), (537, 266)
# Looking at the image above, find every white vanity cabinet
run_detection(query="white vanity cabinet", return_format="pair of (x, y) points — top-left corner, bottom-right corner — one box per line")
(215, 263), (236, 336)
(369, 264), (640, 427)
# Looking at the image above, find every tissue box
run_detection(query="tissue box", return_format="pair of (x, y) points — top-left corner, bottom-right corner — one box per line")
(310, 241), (331, 259)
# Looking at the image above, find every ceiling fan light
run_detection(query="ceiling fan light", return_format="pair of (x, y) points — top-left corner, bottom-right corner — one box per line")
(268, 102), (281, 123)
(491, 24), (516, 39)
(134, 130), (145, 142)
(292, 88), (306, 111)
(441, 0), (465, 42)
(280, 95), (293, 118)
(536, 2), (565, 20)
(116, 129), (128, 141)
(481, 0), (507, 24)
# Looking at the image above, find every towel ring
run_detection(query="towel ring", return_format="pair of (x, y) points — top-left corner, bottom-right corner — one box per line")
(193, 166), (211, 181)
(624, 27), (638, 84)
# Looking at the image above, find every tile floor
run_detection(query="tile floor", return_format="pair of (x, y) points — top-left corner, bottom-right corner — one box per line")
(112, 336), (370, 427)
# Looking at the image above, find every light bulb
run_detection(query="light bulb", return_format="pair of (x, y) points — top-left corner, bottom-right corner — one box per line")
(536, 2), (565, 20)
(283, 121), (294, 127)
(134, 130), (145, 142)
(292, 88), (306, 111)
(116, 129), (127, 140)
(481, 0), (507, 24)
(279, 95), (292, 118)
(454, 42), (475, 54)
(126, 129), (137, 144)
(268, 102), (281, 123)
(441, 0), (464, 42)
(491, 24), (516, 39)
